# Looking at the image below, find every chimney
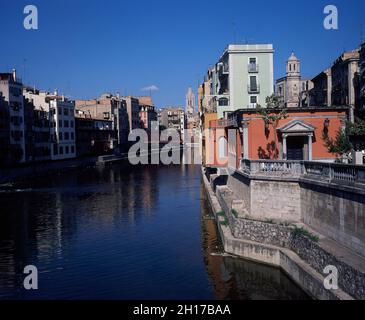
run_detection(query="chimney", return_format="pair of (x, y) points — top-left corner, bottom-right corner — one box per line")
(12, 69), (17, 82)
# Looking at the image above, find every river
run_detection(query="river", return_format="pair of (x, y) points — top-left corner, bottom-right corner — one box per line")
(0, 163), (309, 299)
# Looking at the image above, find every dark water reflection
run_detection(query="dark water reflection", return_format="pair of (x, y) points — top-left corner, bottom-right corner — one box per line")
(0, 163), (309, 300)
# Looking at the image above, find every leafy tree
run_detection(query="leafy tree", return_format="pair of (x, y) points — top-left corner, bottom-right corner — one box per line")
(323, 129), (352, 155)
(323, 119), (365, 156)
(348, 118), (365, 136)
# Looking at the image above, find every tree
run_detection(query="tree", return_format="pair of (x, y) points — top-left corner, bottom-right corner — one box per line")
(323, 119), (365, 156)
(323, 129), (352, 155)
(256, 94), (288, 159)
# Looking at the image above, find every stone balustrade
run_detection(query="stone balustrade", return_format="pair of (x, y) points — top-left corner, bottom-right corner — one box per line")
(240, 159), (365, 186)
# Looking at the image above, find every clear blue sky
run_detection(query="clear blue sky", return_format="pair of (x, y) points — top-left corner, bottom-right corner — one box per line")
(1, 0), (364, 107)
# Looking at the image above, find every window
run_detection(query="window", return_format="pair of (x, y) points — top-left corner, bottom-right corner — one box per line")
(59, 120), (62, 127)
(53, 144), (58, 155)
(64, 120), (69, 128)
(59, 132), (63, 140)
(59, 146), (63, 154)
(249, 76), (258, 91)
(64, 108), (69, 116)
(218, 98), (229, 106)
(250, 96), (258, 104)
(64, 132), (69, 140)
(218, 137), (227, 159)
(71, 146), (75, 153)
(65, 146), (69, 154)
(248, 58), (258, 72)
(71, 132), (74, 140)
(58, 107), (62, 115)
(70, 121), (74, 128)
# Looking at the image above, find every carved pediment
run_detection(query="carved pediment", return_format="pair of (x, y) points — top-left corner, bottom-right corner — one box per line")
(278, 120), (316, 133)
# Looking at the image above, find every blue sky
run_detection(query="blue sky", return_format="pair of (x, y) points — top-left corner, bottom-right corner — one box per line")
(0, 0), (364, 107)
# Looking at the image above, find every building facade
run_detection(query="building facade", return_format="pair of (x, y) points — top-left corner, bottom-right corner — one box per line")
(139, 104), (158, 131)
(331, 50), (360, 122)
(124, 96), (141, 131)
(206, 107), (348, 169)
(159, 107), (185, 140)
(24, 89), (76, 161)
(75, 112), (116, 156)
(310, 68), (332, 107)
(201, 44), (274, 119)
(359, 43), (365, 111)
(75, 94), (129, 148)
(0, 93), (10, 165)
(51, 97), (76, 160)
(0, 71), (26, 163)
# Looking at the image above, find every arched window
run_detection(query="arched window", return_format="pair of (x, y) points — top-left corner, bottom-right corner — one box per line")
(218, 137), (227, 159)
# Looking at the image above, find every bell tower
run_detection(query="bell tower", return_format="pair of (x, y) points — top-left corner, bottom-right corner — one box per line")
(285, 52), (301, 107)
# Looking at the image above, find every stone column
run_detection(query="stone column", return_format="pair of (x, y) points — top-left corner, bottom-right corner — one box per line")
(282, 135), (287, 160)
(242, 121), (249, 159)
(308, 134), (313, 161)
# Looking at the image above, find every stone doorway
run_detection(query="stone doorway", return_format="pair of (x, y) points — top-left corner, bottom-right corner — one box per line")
(287, 136), (305, 160)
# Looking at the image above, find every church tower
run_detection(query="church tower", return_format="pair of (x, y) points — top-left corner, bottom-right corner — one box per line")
(285, 52), (301, 107)
(185, 87), (195, 115)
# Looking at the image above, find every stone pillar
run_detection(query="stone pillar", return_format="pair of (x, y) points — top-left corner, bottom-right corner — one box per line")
(308, 134), (313, 161)
(282, 135), (287, 160)
(352, 151), (364, 165)
(242, 121), (249, 159)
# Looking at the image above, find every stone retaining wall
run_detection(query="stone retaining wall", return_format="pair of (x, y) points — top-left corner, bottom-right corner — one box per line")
(291, 233), (365, 300)
(214, 182), (365, 300)
(225, 170), (365, 258)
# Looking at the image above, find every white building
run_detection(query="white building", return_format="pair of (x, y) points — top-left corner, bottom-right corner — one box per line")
(201, 44), (274, 118)
(24, 89), (76, 160)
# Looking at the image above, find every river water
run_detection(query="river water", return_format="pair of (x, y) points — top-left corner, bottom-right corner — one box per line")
(0, 163), (309, 300)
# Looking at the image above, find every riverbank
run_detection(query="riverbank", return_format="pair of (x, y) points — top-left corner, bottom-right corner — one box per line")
(201, 167), (359, 300)
(0, 154), (129, 186)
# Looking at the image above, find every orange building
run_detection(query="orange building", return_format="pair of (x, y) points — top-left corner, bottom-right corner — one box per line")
(205, 107), (349, 168)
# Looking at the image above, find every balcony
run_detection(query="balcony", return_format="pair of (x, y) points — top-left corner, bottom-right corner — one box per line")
(223, 63), (229, 74)
(209, 118), (238, 128)
(248, 84), (260, 93)
(248, 63), (259, 73)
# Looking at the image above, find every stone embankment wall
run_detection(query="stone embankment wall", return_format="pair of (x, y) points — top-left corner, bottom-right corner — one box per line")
(300, 179), (365, 260)
(226, 171), (365, 258)
(224, 209), (365, 300)
(203, 170), (355, 300)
